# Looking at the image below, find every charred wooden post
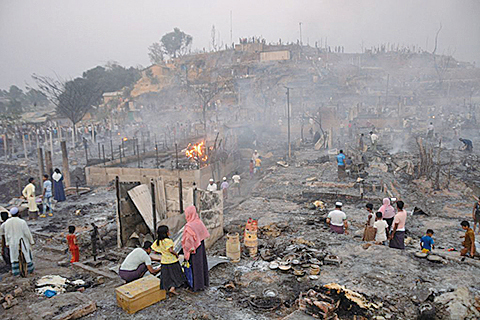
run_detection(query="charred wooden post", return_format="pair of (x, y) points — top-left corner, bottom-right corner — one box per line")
(37, 147), (45, 189)
(61, 141), (71, 187)
(151, 180), (157, 236)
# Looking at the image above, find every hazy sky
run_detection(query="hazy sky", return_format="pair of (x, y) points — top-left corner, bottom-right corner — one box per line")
(1, 0), (479, 90)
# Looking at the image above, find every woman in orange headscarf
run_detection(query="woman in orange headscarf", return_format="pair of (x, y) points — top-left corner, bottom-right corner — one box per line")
(182, 206), (210, 291)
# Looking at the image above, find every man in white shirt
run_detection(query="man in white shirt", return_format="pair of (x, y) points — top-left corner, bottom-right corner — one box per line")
(206, 179), (217, 192)
(326, 202), (348, 234)
(232, 172), (241, 196)
(220, 177), (229, 199)
(119, 241), (160, 283)
(370, 131), (379, 151)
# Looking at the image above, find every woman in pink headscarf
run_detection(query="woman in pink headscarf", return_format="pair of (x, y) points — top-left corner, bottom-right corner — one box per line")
(182, 206), (210, 291)
(378, 198), (396, 233)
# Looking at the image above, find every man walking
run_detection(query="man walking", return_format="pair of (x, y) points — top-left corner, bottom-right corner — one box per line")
(3, 207), (35, 276)
(337, 150), (346, 180)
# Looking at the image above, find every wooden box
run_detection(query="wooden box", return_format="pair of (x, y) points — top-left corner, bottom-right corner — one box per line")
(115, 275), (166, 314)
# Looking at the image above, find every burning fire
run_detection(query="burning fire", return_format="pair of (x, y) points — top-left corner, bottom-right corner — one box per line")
(185, 141), (208, 162)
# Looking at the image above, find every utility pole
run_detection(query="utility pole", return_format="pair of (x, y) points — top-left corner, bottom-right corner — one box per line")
(299, 22), (303, 46)
(286, 87), (291, 160)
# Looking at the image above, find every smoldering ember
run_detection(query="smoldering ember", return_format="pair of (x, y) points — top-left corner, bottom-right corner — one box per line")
(1, 6), (480, 320)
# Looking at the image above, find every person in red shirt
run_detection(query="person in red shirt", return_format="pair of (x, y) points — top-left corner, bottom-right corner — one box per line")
(66, 225), (79, 263)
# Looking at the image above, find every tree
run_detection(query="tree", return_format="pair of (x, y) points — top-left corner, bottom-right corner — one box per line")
(32, 74), (103, 142)
(160, 28), (192, 58)
(25, 88), (49, 107)
(191, 77), (234, 131)
(148, 42), (164, 65)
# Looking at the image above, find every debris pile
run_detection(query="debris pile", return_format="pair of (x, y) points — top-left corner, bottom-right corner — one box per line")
(298, 283), (380, 319)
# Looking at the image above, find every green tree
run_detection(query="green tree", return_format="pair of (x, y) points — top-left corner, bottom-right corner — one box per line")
(160, 28), (192, 58)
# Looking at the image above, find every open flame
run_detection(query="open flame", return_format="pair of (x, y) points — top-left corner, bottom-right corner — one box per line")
(185, 141), (208, 162)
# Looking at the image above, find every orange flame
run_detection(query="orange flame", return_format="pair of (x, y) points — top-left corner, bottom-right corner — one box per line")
(185, 141), (208, 162)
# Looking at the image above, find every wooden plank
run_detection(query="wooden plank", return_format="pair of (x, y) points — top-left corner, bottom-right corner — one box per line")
(52, 299), (96, 320)
(72, 262), (118, 280)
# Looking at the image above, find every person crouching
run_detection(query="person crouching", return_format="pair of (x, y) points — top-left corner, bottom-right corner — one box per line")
(327, 202), (348, 234)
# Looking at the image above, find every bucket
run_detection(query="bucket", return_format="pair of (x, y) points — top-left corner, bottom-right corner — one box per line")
(309, 265), (320, 275)
(226, 232), (241, 262)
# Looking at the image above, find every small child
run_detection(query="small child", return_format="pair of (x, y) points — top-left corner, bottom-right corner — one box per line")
(249, 160), (254, 178)
(151, 225), (186, 295)
(420, 229), (435, 253)
(460, 221), (475, 258)
(66, 226), (79, 263)
(373, 212), (388, 245)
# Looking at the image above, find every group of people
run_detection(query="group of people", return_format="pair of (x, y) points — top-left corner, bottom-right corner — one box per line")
(119, 206), (210, 294)
(206, 172), (242, 199)
(326, 198), (477, 257)
(21, 169), (66, 219)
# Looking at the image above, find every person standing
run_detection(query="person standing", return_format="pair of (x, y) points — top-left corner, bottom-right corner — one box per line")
(359, 133), (365, 152)
(254, 156), (262, 175)
(0, 210), (10, 267)
(52, 168), (66, 202)
(249, 160), (254, 179)
(151, 226), (186, 295)
(326, 202), (348, 234)
(389, 201), (407, 250)
(206, 179), (217, 192)
(370, 131), (379, 151)
(460, 221), (475, 258)
(232, 172), (241, 196)
(379, 198), (396, 233)
(472, 198), (480, 234)
(336, 150), (346, 180)
(427, 122), (434, 139)
(66, 226), (79, 263)
(41, 174), (53, 218)
(373, 212), (389, 245)
(362, 203), (375, 241)
(182, 206), (210, 292)
(3, 207), (35, 276)
(220, 177), (229, 199)
(22, 178), (38, 220)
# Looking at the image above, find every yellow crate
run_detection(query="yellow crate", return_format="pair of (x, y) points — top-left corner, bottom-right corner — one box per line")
(115, 275), (166, 314)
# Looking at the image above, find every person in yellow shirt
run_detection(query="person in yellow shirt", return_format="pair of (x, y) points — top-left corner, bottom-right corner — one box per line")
(254, 157), (262, 175)
(151, 225), (186, 295)
(22, 177), (38, 220)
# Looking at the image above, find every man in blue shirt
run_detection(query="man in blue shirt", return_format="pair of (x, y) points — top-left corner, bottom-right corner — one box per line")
(41, 174), (53, 217)
(420, 229), (435, 252)
(337, 150), (346, 180)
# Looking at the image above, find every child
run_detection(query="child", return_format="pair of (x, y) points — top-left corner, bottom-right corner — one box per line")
(249, 160), (254, 178)
(460, 221), (475, 258)
(420, 229), (435, 253)
(66, 226), (79, 263)
(254, 156), (262, 174)
(373, 212), (388, 245)
(151, 225), (186, 295)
